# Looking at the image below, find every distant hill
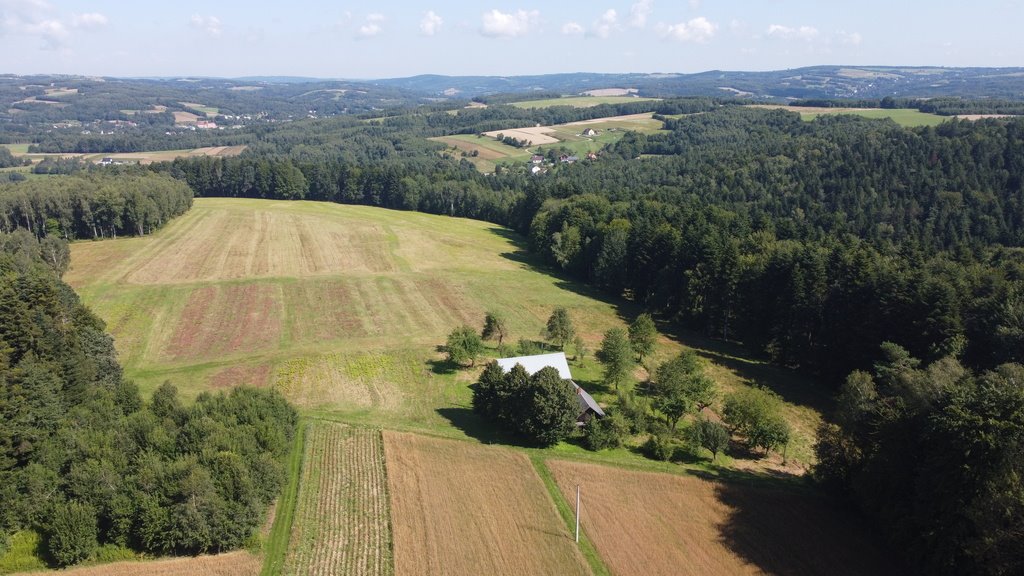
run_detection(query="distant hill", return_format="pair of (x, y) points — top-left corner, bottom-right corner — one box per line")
(371, 66), (1024, 100)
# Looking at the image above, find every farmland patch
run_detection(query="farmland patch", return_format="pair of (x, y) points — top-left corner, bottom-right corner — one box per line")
(547, 460), (895, 576)
(163, 284), (282, 362)
(10, 551), (260, 576)
(383, 432), (590, 576)
(282, 424), (392, 576)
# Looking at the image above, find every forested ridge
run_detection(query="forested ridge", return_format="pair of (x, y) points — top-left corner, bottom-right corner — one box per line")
(0, 231), (298, 566)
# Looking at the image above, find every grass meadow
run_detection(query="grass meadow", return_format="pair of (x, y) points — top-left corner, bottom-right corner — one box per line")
(510, 96), (660, 109)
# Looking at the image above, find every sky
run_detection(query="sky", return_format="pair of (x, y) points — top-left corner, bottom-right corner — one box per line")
(1, 0), (1022, 78)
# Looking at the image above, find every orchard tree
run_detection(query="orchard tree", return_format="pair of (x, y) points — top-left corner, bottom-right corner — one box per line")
(628, 313), (658, 363)
(446, 325), (483, 367)
(545, 307), (575, 350)
(690, 418), (731, 461)
(597, 327), (633, 390)
(482, 311), (509, 346)
(652, 351), (716, 430)
(516, 367), (580, 446)
(723, 387), (790, 455)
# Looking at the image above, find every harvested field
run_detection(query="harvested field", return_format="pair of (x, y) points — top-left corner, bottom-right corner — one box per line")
(173, 111), (200, 124)
(11, 551), (260, 576)
(547, 460), (896, 576)
(481, 126), (560, 145)
(120, 208), (397, 284)
(209, 363), (273, 388)
(282, 424), (392, 576)
(383, 432), (590, 576)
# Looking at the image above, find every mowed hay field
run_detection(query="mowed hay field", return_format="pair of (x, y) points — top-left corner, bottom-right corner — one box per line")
(11, 551), (260, 576)
(548, 460), (896, 576)
(383, 432), (590, 576)
(282, 424), (392, 576)
(65, 198), (630, 433)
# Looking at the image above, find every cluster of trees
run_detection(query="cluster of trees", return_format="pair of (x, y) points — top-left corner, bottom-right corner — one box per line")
(0, 231), (298, 566)
(791, 96), (1024, 116)
(815, 345), (1023, 575)
(0, 172), (193, 239)
(494, 133), (532, 148)
(472, 362), (579, 447)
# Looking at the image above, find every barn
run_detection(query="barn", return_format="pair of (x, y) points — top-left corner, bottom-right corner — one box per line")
(495, 352), (605, 424)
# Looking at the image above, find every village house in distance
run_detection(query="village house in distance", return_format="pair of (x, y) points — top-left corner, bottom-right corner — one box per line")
(495, 352), (605, 425)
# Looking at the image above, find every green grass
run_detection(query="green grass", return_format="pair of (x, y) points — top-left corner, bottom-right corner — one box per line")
(511, 96), (660, 109)
(1, 143), (31, 154)
(261, 420), (308, 576)
(799, 108), (948, 127)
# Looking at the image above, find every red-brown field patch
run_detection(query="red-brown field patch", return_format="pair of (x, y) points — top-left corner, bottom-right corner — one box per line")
(164, 284), (282, 361)
(383, 432), (590, 576)
(209, 363), (274, 389)
(547, 460), (895, 576)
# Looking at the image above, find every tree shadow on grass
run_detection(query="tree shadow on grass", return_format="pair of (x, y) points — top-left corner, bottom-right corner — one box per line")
(435, 407), (534, 448)
(426, 358), (458, 376)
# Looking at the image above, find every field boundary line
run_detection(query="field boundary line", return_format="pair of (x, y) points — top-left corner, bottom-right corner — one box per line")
(261, 419), (308, 576)
(529, 455), (611, 576)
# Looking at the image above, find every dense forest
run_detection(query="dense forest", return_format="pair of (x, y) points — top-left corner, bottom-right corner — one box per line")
(0, 231), (298, 566)
(0, 172), (193, 239)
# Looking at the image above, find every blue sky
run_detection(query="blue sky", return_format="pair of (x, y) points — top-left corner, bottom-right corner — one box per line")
(1, 0), (1021, 78)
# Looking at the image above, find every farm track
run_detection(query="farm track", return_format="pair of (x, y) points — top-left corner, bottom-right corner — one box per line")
(281, 423), (392, 576)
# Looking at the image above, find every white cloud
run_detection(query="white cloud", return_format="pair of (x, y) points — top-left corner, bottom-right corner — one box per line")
(629, 0), (652, 28)
(358, 13), (384, 37)
(419, 10), (442, 36)
(659, 16), (716, 43)
(0, 1), (77, 49)
(839, 30), (863, 46)
(589, 9), (618, 39)
(561, 21), (584, 36)
(190, 14), (222, 37)
(765, 24), (820, 41)
(71, 12), (107, 28)
(480, 9), (539, 38)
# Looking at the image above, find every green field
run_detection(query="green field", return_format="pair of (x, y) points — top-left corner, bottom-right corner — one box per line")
(1, 143), (31, 154)
(753, 105), (949, 127)
(511, 96), (660, 109)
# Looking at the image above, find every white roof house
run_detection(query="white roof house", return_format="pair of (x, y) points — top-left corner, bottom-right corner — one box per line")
(495, 352), (606, 422)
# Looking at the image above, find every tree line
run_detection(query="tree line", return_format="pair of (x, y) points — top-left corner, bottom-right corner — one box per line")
(0, 171), (193, 239)
(0, 231), (298, 566)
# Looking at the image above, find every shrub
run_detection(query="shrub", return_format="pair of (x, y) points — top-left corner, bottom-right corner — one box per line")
(583, 412), (628, 451)
(642, 434), (674, 461)
(46, 501), (98, 567)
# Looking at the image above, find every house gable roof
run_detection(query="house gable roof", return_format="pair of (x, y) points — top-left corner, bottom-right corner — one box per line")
(494, 352), (605, 417)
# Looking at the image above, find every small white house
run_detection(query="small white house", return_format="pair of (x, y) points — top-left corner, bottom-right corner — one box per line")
(495, 352), (605, 424)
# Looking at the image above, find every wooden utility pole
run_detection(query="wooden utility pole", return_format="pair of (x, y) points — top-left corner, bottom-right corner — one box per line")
(575, 485), (580, 543)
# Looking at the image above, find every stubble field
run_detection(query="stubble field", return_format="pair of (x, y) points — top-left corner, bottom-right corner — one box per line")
(281, 424), (392, 576)
(382, 432), (590, 576)
(547, 460), (896, 576)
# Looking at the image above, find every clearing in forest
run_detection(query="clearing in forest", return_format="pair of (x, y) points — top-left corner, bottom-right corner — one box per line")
(547, 460), (896, 576)
(383, 432), (590, 576)
(282, 424), (392, 576)
(10, 551), (260, 576)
